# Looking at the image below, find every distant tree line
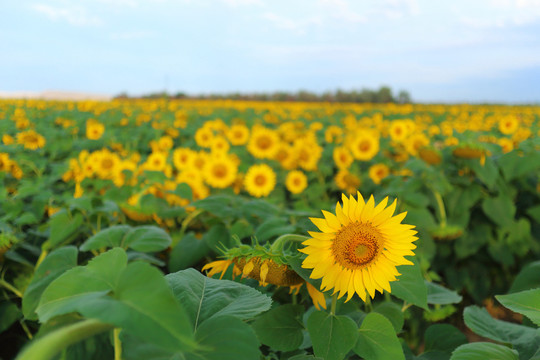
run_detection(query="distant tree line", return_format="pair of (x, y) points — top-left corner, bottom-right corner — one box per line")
(115, 86), (412, 104)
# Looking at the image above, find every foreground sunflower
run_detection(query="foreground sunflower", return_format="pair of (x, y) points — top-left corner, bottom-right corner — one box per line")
(300, 192), (417, 302)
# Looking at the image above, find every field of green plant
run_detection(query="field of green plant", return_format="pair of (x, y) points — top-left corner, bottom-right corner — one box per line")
(1, 99), (539, 360)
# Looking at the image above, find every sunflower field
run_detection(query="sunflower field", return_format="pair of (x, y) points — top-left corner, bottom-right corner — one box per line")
(1, 99), (539, 360)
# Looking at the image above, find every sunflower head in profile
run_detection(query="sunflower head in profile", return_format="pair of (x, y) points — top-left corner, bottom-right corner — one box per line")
(300, 192), (417, 302)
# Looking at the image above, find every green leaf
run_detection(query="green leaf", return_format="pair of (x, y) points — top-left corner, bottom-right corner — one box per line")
(288, 356), (323, 360)
(509, 261), (540, 293)
(202, 224), (230, 252)
(497, 289), (540, 326)
(80, 225), (132, 251)
(36, 248), (128, 322)
(0, 301), (21, 333)
(168, 233), (211, 272)
(284, 255), (323, 293)
(192, 195), (238, 219)
(80, 225), (171, 253)
(498, 150), (540, 181)
(22, 246), (79, 320)
(122, 226), (172, 252)
(252, 304), (304, 352)
(47, 211), (84, 248)
(166, 269), (272, 329)
(373, 302), (404, 333)
(482, 195), (516, 227)
(254, 218), (296, 243)
(426, 282), (462, 305)
(307, 311), (358, 360)
(175, 182), (193, 201)
(450, 342), (518, 360)
(187, 315), (260, 360)
(390, 257), (428, 310)
(527, 205), (540, 223)
(424, 324), (467, 353)
(470, 157), (499, 190)
(81, 261), (196, 352)
(464, 306), (540, 359)
(355, 312), (405, 360)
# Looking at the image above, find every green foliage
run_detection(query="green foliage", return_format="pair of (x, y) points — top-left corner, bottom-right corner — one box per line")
(355, 312), (405, 360)
(307, 311), (358, 360)
(450, 343), (519, 360)
(497, 289), (540, 327)
(252, 304), (305, 352)
(390, 257), (428, 309)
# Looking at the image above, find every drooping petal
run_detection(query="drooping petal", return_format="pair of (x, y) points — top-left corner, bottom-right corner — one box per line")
(306, 282), (327, 310)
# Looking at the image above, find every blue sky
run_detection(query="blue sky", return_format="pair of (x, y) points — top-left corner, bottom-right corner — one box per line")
(2, 0), (540, 103)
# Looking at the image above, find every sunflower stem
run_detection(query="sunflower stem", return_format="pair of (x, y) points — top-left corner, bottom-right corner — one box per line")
(0, 278), (23, 298)
(364, 296), (372, 313)
(269, 234), (309, 253)
(330, 294), (338, 316)
(432, 190), (447, 227)
(113, 328), (122, 360)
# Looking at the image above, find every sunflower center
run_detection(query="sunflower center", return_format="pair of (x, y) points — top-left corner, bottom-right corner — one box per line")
(256, 136), (271, 149)
(102, 158), (114, 169)
(359, 140), (371, 152)
(254, 174), (266, 186)
(332, 222), (383, 269)
(213, 164), (227, 178)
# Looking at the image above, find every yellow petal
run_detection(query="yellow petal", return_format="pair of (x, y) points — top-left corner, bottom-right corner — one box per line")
(302, 238), (333, 248)
(347, 195), (358, 221)
(311, 258), (335, 279)
(353, 269), (367, 301)
(307, 231), (336, 241)
(322, 210), (341, 230)
(242, 260), (254, 278)
(335, 202), (350, 226)
(336, 269), (352, 299)
(372, 196), (389, 218)
(321, 264), (341, 291)
(306, 282), (327, 310)
(362, 268), (376, 299)
(260, 262), (269, 284)
(360, 195), (376, 223)
(371, 199), (397, 226)
(310, 217), (334, 233)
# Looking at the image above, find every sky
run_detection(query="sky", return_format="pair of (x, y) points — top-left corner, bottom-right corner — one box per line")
(1, 0), (540, 103)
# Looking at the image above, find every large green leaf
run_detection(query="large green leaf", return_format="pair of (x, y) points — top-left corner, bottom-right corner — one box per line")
(497, 289), (540, 327)
(166, 269), (272, 329)
(36, 248), (196, 353)
(252, 304), (304, 352)
(79, 225), (132, 251)
(187, 316), (260, 360)
(426, 282), (462, 305)
(424, 324), (467, 353)
(450, 342), (519, 360)
(509, 261), (540, 293)
(464, 306), (540, 359)
(482, 195), (516, 227)
(80, 225), (171, 253)
(47, 211), (84, 248)
(373, 302), (404, 333)
(168, 233), (211, 272)
(22, 246), (79, 320)
(36, 248), (128, 322)
(254, 218), (296, 243)
(355, 312), (405, 360)
(390, 257), (428, 310)
(307, 311), (358, 360)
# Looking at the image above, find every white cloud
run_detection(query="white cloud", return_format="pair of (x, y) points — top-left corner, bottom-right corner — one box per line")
(31, 4), (102, 26)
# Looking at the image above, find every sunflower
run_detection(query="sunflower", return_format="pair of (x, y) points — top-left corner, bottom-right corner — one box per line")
(368, 163), (390, 185)
(0, 153), (12, 172)
(143, 152), (168, 172)
(285, 170), (308, 195)
(203, 155), (238, 189)
(227, 124), (250, 145)
(405, 133), (429, 156)
(349, 133), (379, 161)
(16, 130), (46, 150)
(210, 135), (230, 154)
(2, 134), (14, 145)
(388, 121), (408, 142)
(86, 119), (105, 140)
(247, 126), (280, 159)
(172, 148), (195, 170)
(497, 138), (514, 153)
(300, 192), (417, 301)
(498, 115), (519, 135)
(195, 127), (214, 148)
(333, 146), (353, 169)
(334, 170), (361, 194)
(418, 147), (442, 165)
(244, 164), (276, 198)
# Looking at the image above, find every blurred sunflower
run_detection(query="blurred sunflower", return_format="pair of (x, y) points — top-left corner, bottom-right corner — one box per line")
(195, 127), (214, 148)
(349, 133), (379, 161)
(210, 135), (230, 154)
(333, 146), (353, 169)
(498, 115), (519, 135)
(334, 170), (361, 194)
(86, 119), (105, 140)
(16, 129), (46, 150)
(300, 192), (417, 301)
(227, 124), (250, 145)
(247, 126), (280, 159)
(173, 148), (195, 170)
(244, 164), (276, 198)
(285, 170), (308, 195)
(389, 121), (408, 142)
(368, 163), (390, 185)
(204, 156), (237, 188)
